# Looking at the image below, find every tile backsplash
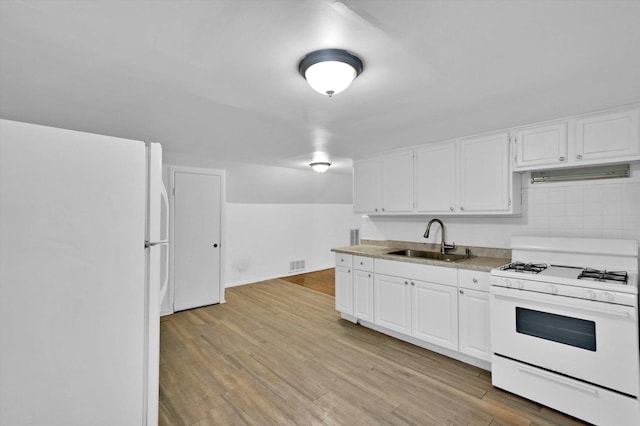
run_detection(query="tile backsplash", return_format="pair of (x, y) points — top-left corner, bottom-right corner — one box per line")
(360, 164), (640, 248)
(525, 178), (639, 240)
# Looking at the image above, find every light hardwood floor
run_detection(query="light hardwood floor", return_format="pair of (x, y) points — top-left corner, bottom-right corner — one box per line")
(159, 276), (587, 425)
(280, 268), (335, 296)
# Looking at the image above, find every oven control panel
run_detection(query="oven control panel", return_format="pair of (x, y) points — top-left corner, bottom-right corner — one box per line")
(490, 275), (637, 307)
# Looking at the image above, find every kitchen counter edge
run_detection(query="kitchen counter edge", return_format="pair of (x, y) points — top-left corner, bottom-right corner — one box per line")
(332, 244), (509, 272)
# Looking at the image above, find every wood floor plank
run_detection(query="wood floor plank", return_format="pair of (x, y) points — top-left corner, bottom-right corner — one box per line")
(159, 275), (587, 425)
(281, 268), (336, 296)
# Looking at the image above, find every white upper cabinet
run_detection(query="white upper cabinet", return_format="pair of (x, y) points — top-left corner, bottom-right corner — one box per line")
(354, 151), (414, 213)
(458, 133), (514, 213)
(353, 157), (380, 213)
(513, 107), (640, 171)
(381, 151), (414, 212)
(415, 143), (457, 213)
(415, 134), (518, 215)
(354, 105), (639, 215)
(574, 109), (640, 163)
(514, 122), (568, 169)
(354, 134), (519, 215)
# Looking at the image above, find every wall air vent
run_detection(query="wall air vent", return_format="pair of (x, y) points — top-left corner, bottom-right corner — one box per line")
(531, 164), (630, 184)
(289, 259), (305, 272)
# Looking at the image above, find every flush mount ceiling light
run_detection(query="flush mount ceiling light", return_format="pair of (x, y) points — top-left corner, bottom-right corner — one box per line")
(309, 162), (331, 173)
(298, 49), (363, 97)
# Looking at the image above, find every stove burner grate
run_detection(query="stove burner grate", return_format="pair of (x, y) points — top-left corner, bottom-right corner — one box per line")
(577, 268), (628, 284)
(501, 261), (548, 274)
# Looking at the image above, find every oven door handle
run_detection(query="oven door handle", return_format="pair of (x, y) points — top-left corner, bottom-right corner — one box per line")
(517, 364), (598, 395)
(491, 288), (632, 319)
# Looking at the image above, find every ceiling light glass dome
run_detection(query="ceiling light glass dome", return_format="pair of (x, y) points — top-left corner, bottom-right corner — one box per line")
(298, 49), (363, 97)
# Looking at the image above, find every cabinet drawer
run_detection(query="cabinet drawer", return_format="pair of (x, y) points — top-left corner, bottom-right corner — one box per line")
(458, 269), (490, 292)
(353, 255), (374, 271)
(335, 253), (353, 267)
(374, 258), (457, 286)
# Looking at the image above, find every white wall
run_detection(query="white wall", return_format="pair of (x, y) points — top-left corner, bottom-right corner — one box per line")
(225, 203), (360, 286)
(361, 164), (640, 248)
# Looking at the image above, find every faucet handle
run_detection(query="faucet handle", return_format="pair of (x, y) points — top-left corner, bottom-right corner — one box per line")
(443, 242), (456, 252)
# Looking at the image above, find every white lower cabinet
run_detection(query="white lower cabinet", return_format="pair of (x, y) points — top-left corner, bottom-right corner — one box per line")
(374, 273), (458, 351)
(335, 255), (491, 367)
(458, 289), (490, 361)
(411, 280), (458, 351)
(457, 270), (491, 362)
(373, 274), (411, 334)
(335, 266), (353, 315)
(373, 259), (459, 351)
(353, 255), (374, 322)
(335, 254), (353, 315)
(353, 269), (374, 322)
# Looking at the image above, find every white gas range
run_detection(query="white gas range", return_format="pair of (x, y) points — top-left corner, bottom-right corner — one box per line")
(489, 236), (639, 426)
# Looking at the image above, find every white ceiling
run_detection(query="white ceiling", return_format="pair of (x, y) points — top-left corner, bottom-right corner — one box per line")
(1, 0), (640, 173)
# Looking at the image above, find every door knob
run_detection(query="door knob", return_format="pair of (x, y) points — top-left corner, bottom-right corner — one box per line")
(213, 243), (218, 248)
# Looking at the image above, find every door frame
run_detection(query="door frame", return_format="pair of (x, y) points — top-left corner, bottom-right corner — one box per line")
(168, 166), (226, 314)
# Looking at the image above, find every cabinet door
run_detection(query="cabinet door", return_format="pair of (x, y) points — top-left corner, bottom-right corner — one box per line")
(353, 158), (380, 213)
(415, 143), (457, 213)
(374, 274), (411, 334)
(335, 266), (353, 315)
(458, 133), (511, 213)
(353, 269), (374, 322)
(458, 289), (490, 362)
(575, 109), (640, 162)
(411, 280), (458, 350)
(381, 151), (414, 212)
(514, 122), (568, 170)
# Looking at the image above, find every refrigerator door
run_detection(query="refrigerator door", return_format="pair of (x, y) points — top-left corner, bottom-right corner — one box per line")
(145, 243), (163, 426)
(145, 142), (168, 426)
(0, 119), (146, 425)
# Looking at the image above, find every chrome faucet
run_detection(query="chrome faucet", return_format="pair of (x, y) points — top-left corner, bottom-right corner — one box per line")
(423, 218), (456, 254)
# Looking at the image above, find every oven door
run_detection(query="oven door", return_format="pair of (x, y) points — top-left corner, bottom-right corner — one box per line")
(490, 285), (640, 396)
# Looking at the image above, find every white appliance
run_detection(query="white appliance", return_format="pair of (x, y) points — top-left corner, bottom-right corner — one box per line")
(490, 236), (640, 425)
(0, 119), (169, 425)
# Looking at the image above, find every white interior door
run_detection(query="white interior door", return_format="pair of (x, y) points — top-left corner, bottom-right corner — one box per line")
(173, 170), (222, 311)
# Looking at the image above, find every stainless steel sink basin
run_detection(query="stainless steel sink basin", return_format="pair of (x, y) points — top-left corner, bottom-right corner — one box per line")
(387, 249), (469, 262)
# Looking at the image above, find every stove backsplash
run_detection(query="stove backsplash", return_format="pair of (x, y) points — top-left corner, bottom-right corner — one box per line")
(361, 164), (640, 248)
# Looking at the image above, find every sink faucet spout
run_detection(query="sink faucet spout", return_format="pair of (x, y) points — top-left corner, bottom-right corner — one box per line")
(423, 218), (456, 254)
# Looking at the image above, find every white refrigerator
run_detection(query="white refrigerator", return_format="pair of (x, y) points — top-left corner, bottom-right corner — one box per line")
(0, 119), (168, 425)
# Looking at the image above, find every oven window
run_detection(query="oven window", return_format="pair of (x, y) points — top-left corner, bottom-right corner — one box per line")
(515, 307), (596, 351)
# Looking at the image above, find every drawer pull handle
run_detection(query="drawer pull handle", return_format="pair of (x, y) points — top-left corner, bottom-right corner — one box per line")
(517, 365), (598, 395)
(472, 278), (478, 283)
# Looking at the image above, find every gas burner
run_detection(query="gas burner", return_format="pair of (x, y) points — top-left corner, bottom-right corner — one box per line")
(578, 268), (628, 284)
(501, 261), (548, 274)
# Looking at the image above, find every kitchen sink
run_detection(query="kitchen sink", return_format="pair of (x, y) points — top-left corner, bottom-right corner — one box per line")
(387, 249), (469, 262)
